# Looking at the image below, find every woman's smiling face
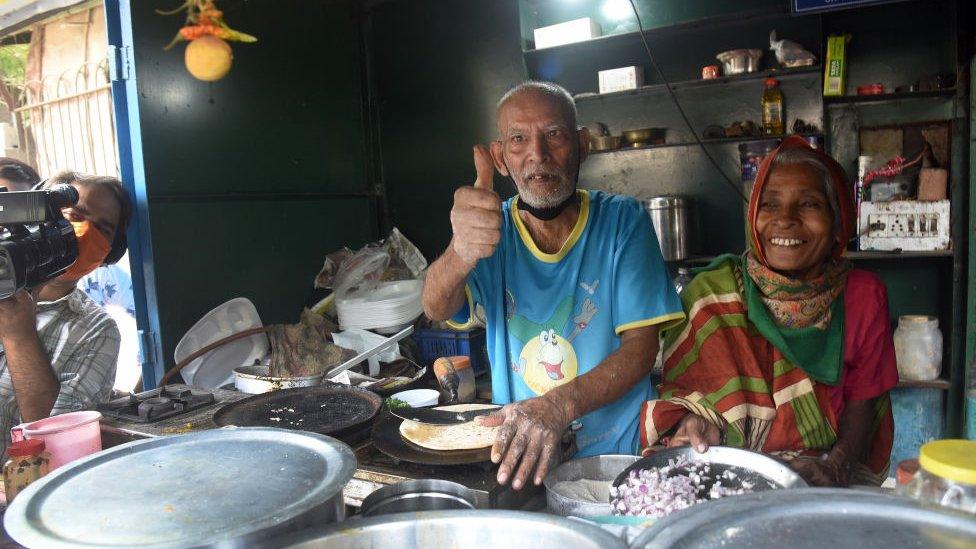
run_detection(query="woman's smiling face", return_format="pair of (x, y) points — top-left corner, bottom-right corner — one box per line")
(755, 162), (835, 280)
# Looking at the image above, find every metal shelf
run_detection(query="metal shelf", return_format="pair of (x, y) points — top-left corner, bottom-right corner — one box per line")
(589, 133), (823, 156)
(573, 66), (821, 104)
(824, 89), (956, 106)
(846, 250), (954, 260)
(896, 379), (951, 390)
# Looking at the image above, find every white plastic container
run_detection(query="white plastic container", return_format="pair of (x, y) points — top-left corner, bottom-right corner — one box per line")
(893, 315), (943, 381)
(392, 389), (439, 408)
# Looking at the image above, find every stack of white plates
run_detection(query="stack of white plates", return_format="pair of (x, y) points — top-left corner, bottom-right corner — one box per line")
(336, 279), (423, 331)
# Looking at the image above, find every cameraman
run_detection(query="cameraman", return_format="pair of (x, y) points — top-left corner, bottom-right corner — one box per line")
(0, 171), (132, 456)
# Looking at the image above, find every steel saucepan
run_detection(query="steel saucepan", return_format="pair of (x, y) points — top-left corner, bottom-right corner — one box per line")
(716, 49), (763, 75)
(622, 127), (666, 147)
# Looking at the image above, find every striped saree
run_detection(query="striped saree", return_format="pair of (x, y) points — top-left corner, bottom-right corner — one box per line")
(639, 255), (893, 485)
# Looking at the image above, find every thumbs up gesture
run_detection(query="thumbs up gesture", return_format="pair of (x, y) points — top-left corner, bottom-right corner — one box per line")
(450, 145), (503, 267)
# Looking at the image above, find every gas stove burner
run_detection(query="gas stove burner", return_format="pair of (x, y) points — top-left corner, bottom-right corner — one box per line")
(100, 386), (216, 423)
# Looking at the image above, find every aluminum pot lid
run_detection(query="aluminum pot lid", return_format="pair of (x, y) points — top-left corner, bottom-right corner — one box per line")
(631, 488), (976, 548)
(3, 427), (356, 548)
(644, 196), (689, 209)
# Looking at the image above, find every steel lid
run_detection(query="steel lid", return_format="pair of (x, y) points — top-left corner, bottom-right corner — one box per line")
(644, 196), (688, 209)
(4, 427), (356, 548)
(631, 488), (976, 548)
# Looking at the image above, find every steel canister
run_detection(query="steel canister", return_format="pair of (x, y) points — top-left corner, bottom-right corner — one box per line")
(643, 196), (691, 261)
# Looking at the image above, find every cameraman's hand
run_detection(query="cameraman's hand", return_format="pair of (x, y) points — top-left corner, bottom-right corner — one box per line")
(0, 290), (38, 341)
(450, 145), (502, 267)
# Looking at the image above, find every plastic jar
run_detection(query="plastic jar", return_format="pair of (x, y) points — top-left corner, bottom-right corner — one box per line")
(901, 440), (976, 514)
(4, 438), (51, 502)
(893, 315), (942, 381)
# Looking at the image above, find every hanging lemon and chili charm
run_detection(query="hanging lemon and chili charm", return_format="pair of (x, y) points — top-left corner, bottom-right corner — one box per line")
(158, 0), (257, 82)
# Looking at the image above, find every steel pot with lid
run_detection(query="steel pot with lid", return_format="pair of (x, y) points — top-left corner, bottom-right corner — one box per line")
(643, 196), (691, 261)
(359, 479), (478, 517)
(4, 427), (357, 548)
(267, 510), (627, 548)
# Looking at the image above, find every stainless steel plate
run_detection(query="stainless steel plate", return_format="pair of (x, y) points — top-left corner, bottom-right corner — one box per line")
(4, 427), (356, 548)
(268, 510), (628, 548)
(632, 488), (976, 548)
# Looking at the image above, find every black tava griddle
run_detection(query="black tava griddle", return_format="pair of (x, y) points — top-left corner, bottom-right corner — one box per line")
(371, 410), (494, 466)
(213, 383), (381, 439)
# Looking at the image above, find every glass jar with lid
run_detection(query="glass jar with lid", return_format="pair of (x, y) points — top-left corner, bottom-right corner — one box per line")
(893, 315), (943, 381)
(901, 440), (976, 514)
(3, 438), (51, 503)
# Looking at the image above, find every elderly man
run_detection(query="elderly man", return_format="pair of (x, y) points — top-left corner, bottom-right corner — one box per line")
(423, 81), (682, 489)
(0, 172), (132, 457)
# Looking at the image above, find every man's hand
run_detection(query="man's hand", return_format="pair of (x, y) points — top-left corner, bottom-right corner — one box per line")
(667, 413), (721, 453)
(450, 145), (502, 267)
(0, 290), (38, 341)
(475, 395), (570, 489)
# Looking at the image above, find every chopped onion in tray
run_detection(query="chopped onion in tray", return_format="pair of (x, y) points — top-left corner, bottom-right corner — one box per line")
(609, 456), (757, 518)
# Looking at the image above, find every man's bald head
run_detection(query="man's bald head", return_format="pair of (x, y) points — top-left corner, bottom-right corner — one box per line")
(495, 81), (578, 134)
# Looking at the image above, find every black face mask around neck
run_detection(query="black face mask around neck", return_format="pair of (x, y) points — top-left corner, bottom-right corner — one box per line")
(508, 148), (583, 221)
(517, 191), (579, 220)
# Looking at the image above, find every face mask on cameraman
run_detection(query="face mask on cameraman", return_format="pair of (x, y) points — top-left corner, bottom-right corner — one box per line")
(58, 219), (112, 281)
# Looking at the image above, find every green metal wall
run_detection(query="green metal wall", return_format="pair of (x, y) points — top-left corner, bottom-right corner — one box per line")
(129, 1), (377, 370)
(366, 0), (528, 258)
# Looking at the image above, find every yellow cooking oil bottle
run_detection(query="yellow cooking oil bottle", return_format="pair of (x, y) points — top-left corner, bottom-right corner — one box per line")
(761, 78), (784, 136)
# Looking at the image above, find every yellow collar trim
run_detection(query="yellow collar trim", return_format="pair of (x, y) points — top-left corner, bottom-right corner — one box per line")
(511, 190), (590, 263)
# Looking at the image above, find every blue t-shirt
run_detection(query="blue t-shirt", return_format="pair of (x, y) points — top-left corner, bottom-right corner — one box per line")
(450, 190), (683, 456)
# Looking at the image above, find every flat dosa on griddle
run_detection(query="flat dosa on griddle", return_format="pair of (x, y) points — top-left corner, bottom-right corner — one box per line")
(398, 403), (500, 451)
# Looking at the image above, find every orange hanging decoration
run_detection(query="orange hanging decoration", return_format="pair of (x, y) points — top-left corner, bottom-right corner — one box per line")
(157, 0), (257, 82)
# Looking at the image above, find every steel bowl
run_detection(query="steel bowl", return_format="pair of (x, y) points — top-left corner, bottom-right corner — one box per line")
(622, 127), (666, 147)
(613, 446), (807, 495)
(590, 134), (621, 151)
(544, 454), (640, 517)
(716, 49), (763, 75)
(268, 510), (628, 548)
(359, 479), (477, 517)
(234, 364), (324, 394)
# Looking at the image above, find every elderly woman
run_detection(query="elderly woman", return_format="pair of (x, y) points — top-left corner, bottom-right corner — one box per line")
(641, 136), (897, 486)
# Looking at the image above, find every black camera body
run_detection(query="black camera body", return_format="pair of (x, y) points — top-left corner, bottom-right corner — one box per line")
(0, 185), (79, 299)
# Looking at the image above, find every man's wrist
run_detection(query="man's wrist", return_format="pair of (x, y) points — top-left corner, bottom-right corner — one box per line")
(0, 321), (38, 344)
(445, 239), (477, 273)
(543, 387), (579, 429)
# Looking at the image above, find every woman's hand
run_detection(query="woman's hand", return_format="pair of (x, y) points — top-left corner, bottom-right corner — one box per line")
(790, 448), (850, 487)
(668, 413), (721, 453)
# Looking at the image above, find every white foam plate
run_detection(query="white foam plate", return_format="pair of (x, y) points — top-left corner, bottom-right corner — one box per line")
(174, 297), (269, 389)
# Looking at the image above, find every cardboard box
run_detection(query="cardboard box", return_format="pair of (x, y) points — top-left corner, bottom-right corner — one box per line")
(918, 168), (948, 201)
(823, 34), (849, 97)
(598, 66), (644, 94)
(533, 18), (602, 49)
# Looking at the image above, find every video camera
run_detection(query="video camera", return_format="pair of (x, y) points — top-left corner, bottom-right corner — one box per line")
(0, 185), (79, 299)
